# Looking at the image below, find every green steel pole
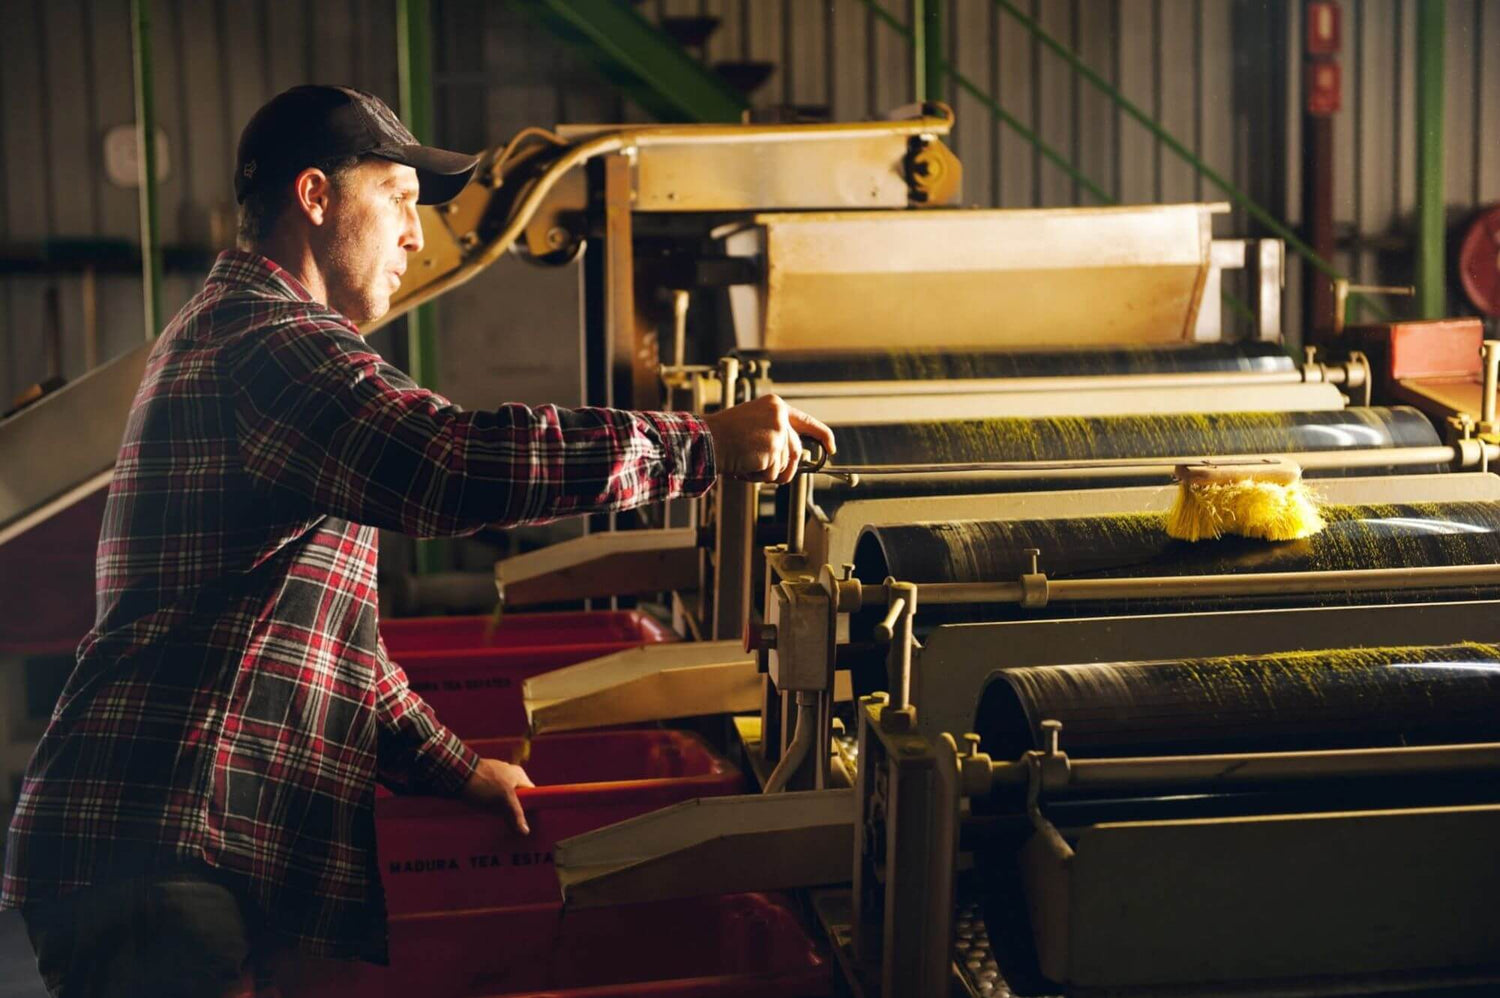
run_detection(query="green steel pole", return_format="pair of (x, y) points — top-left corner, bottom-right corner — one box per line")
(1415, 0), (1445, 319)
(913, 0), (944, 102)
(130, 0), (162, 339)
(397, 0), (447, 575)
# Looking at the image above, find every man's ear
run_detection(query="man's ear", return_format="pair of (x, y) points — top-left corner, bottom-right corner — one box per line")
(291, 168), (333, 226)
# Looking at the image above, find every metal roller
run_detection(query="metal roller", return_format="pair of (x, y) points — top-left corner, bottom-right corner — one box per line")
(809, 408), (1442, 513)
(974, 643), (1500, 762)
(851, 501), (1500, 628)
(970, 644), (1500, 993)
(739, 342), (1296, 383)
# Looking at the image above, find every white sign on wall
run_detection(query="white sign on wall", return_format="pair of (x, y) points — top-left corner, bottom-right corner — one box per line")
(103, 123), (171, 188)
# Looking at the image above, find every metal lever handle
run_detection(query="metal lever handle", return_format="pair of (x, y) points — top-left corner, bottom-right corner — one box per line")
(873, 597), (908, 641)
(798, 437), (858, 485)
(800, 438), (829, 473)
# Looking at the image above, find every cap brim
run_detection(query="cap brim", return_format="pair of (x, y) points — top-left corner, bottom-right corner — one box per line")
(378, 144), (481, 204)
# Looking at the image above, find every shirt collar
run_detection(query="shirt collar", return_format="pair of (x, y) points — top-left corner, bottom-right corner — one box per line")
(205, 249), (320, 305)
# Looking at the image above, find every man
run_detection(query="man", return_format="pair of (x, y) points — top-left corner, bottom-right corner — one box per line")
(2, 85), (834, 996)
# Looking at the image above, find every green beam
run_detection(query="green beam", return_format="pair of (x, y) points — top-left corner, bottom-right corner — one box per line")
(516, 0), (748, 123)
(130, 0), (162, 339)
(987, 0), (1386, 320)
(913, 0), (945, 103)
(1415, 0), (1445, 319)
(397, 0), (447, 575)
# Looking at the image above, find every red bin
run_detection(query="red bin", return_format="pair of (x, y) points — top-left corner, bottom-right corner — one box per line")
(380, 611), (677, 739)
(306, 894), (831, 998)
(376, 730), (744, 913)
(381, 610), (674, 657)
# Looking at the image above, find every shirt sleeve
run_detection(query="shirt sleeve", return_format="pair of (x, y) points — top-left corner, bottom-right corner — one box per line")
(372, 636), (481, 796)
(228, 310), (716, 537)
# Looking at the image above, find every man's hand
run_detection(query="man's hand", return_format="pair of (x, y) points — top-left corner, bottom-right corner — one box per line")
(459, 757), (535, 834)
(703, 394), (836, 484)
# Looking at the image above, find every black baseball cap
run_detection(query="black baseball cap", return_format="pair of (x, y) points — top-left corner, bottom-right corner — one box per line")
(235, 84), (479, 205)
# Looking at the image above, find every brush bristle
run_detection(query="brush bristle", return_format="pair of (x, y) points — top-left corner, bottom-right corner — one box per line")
(1166, 479), (1325, 542)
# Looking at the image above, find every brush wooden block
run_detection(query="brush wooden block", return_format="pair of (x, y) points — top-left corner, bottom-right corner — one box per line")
(1174, 458), (1302, 488)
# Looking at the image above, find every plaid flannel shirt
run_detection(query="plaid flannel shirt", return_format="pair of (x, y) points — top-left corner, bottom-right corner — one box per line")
(1, 250), (715, 960)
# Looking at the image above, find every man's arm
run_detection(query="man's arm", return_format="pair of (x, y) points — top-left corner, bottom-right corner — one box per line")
(373, 640), (532, 829)
(229, 311), (715, 536)
(371, 639), (480, 796)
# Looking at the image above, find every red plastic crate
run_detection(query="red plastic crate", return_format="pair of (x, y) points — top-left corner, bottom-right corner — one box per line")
(381, 612), (677, 739)
(381, 610), (674, 657)
(376, 730), (745, 913)
(307, 894), (831, 998)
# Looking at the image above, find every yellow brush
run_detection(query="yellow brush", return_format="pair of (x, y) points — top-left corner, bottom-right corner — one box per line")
(1167, 458), (1325, 543)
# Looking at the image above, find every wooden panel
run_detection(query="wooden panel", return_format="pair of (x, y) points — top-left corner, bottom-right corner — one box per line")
(704, 0), (741, 68)
(1075, 0), (1117, 205)
(1034, 0), (1074, 207)
(147, 0), (185, 248)
(90, 0), (140, 241)
(1357, 0), (1401, 237)
(1198, 0), (1234, 223)
(1481, 0), (1500, 204)
(1156, 0), (1198, 202)
(870, 0), (910, 116)
(361, 0), (401, 106)
(1332, 0), (1359, 270)
(309, 0), (356, 87)
(949, 0), (992, 208)
(784, 0), (825, 108)
(1443, 0), (1477, 210)
(1115, 0), (1155, 205)
(995, 0), (1036, 207)
(219, 0), (269, 171)
(744, 0), (783, 107)
(266, 1), (309, 96)
(174, 0), (231, 214)
(1393, 0), (1416, 220)
(827, 0), (870, 123)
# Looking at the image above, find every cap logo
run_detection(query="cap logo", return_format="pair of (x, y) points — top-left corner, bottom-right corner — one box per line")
(357, 91), (416, 144)
(243, 160), (258, 180)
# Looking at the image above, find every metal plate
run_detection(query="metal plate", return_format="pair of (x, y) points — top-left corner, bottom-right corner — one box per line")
(735, 204), (1224, 351)
(0, 341), (148, 544)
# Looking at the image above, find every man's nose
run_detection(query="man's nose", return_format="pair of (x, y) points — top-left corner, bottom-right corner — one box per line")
(402, 205), (424, 253)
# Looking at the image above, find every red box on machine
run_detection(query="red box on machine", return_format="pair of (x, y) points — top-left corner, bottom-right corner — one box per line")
(379, 611), (677, 739)
(304, 894), (831, 998)
(375, 730), (744, 913)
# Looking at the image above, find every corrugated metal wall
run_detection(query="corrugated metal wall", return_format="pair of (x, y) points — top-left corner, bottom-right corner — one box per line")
(3, 0), (1498, 407)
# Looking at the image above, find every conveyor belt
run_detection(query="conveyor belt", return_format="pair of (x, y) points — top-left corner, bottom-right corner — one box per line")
(975, 642), (1500, 761)
(851, 500), (1500, 627)
(739, 342), (1295, 383)
(810, 408), (1443, 514)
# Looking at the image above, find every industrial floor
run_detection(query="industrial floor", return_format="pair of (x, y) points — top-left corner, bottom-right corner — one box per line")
(0, 911), (45, 997)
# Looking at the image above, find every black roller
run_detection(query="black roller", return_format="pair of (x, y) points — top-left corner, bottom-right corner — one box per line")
(851, 501), (1500, 629)
(969, 643), (1500, 992)
(740, 342), (1296, 383)
(975, 643), (1500, 761)
(811, 407), (1443, 514)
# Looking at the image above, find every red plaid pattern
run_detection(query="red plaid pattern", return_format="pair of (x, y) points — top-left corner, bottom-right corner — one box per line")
(2, 251), (714, 960)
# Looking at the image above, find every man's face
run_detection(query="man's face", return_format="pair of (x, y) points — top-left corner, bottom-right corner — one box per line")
(312, 159), (423, 326)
